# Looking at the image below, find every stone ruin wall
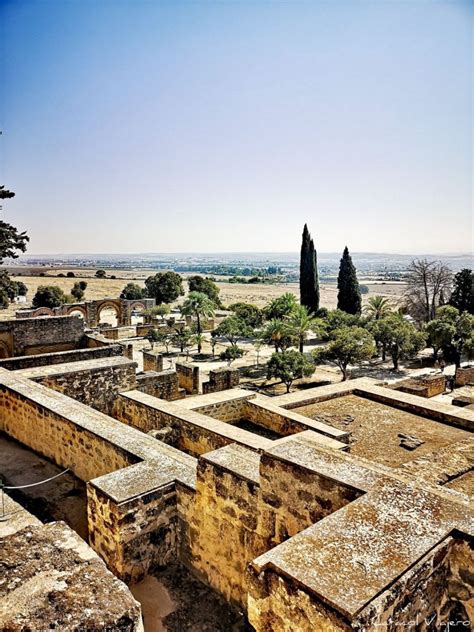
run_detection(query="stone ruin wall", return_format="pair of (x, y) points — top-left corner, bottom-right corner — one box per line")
(0, 343), (125, 370)
(0, 382), (138, 483)
(87, 475), (179, 584)
(20, 359), (138, 415)
(391, 374), (446, 398)
(0, 315), (85, 358)
(202, 367), (240, 394)
(456, 366), (474, 387)
(142, 349), (164, 373)
(176, 362), (200, 394)
(1, 368), (473, 630)
(135, 370), (185, 401)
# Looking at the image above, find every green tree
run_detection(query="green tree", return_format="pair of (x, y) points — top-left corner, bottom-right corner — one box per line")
(66, 271), (75, 278)
(153, 304), (171, 320)
(95, 269), (106, 278)
(299, 224), (319, 313)
(228, 302), (263, 328)
(363, 295), (392, 320)
(146, 328), (161, 350)
(0, 272), (27, 301)
(145, 272), (184, 304)
(337, 247), (361, 315)
(71, 280), (87, 301)
(324, 309), (360, 338)
(449, 269), (474, 314)
(187, 275), (222, 307)
(120, 283), (145, 300)
(286, 305), (324, 352)
(172, 325), (194, 354)
(429, 305), (474, 368)
(267, 350), (314, 393)
(214, 316), (253, 349)
(180, 291), (215, 353)
(262, 319), (295, 352)
(376, 314), (426, 370)
(0, 288), (10, 309)
(263, 293), (298, 321)
(367, 317), (393, 361)
(32, 285), (67, 308)
(220, 345), (244, 366)
(0, 185), (29, 263)
(312, 326), (375, 381)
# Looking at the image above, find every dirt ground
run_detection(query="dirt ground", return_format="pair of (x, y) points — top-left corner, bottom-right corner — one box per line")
(0, 432), (87, 539)
(293, 395), (471, 469)
(0, 265), (407, 320)
(130, 565), (247, 632)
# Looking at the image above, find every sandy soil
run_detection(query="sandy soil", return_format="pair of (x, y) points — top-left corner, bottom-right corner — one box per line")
(0, 432), (87, 539)
(130, 564), (246, 632)
(293, 395), (470, 468)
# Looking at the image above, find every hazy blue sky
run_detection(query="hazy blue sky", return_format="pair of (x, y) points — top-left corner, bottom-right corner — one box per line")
(1, 0), (472, 254)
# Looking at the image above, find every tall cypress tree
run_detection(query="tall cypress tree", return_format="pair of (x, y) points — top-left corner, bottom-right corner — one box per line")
(337, 246), (361, 314)
(299, 224), (319, 313)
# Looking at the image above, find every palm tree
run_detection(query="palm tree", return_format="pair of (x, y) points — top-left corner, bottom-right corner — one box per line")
(180, 291), (215, 353)
(262, 319), (293, 352)
(286, 305), (324, 352)
(363, 295), (392, 320)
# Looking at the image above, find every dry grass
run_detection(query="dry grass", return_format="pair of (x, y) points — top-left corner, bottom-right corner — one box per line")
(0, 266), (406, 320)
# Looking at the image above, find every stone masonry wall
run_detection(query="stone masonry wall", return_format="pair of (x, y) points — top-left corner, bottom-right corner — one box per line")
(258, 450), (362, 546)
(0, 315), (85, 357)
(87, 478), (178, 584)
(456, 366), (474, 387)
(184, 446), (268, 609)
(142, 350), (164, 372)
(0, 386), (137, 482)
(19, 359), (138, 415)
(176, 362), (199, 394)
(202, 368), (239, 394)
(0, 344), (124, 371)
(135, 371), (184, 401)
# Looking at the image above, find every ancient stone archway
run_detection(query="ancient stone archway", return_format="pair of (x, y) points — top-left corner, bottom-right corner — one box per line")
(65, 305), (87, 319)
(97, 301), (121, 327)
(31, 307), (55, 317)
(129, 301), (147, 325)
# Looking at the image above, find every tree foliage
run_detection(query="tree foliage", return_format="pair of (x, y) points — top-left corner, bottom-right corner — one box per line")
(263, 293), (298, 321)
(187, 275), (222, 307)
(373, 314), (426, 370)
(337, 246), (361, 315)
(427, 305), (474, 368)
(0, 271), (27, 301)
(32, 285), (67, 308)
(285, 304), (324, 352)
(312, 326), (375, 380)
(214, 315), (253, 348)
(0, 186), (29, 264)
(120, 283), (145, 300)
(363, 295), (392, 320)
(229, 302), (263, 328)
(299, 224), (319, 313)
(449, 269), (473, 314)
(180, 291), (215, 352)
(145, 272), (184, 305)
(220, 345), (244, 365)
(95, 270), (106, 278)
(71, 281), (87, 301)
(267, 350), (314, 392)
(261, 319), (295, 352)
